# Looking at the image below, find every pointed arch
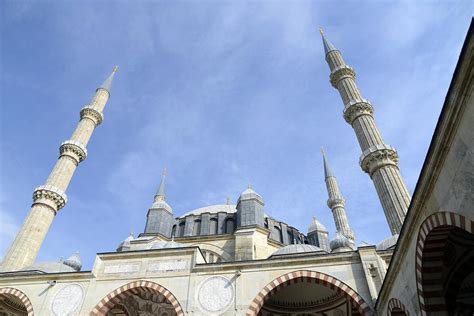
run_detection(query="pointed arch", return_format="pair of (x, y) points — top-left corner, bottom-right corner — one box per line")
(416, 211), (474, 315)
(0, 287), (34, 316)
(246, 270), (372, 315)
(387, 298), (409, 315)
(90, 280), (183, 316)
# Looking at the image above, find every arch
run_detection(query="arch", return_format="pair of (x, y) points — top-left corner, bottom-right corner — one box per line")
(416, 211), (474, 315)
(246, 270), (371, 316)
(387, 298), (409, 315)
(90, 280), (183, 316)
(209, 218), (218, 235)
(193, 219), (201, 236)
(0, 287), (34, 316)
(225, 218), (235, 234)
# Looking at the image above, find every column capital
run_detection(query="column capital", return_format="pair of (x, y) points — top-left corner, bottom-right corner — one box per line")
(59, 140), (87, 165)
(327, 197), (345, 209)
(343, 99), (374, 124)
(360, 145), (399, 176)
(330, 65), (355, 88)
(32, 184), (68, 212)
(80, 105), (104, 126)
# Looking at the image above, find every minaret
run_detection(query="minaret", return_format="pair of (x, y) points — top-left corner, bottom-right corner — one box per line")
(1, 67), (118, 272)
(319, 29), (410, 235)
(144, 169), (174, 237)
(321, 148), (355, 242)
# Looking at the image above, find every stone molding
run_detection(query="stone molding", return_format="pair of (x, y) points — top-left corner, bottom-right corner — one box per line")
(59, 140), (87, 164)
(80, 105), (103, 126)
(246, 270), (372, 316)
(360, 145), (399, 175)
(32, 184), (67, 211)
(330, 65), (356, 88)
(343, 99), (374, 124)
(0, 287), (34, 316)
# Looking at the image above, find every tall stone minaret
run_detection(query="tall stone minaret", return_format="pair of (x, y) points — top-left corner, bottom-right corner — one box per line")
(321, 148), (354, 242)
(319, 29), (410, 235)
(144, 169), (174, 237)
(1, 67), (118, 271)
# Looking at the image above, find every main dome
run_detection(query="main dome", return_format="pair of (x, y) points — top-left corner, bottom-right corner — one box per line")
(179, 204), (269, 218)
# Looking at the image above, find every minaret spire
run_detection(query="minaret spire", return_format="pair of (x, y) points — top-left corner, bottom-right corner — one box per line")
(319, 28), (337, 56)
(1, 68), (118, 271)
(320, 148), (354, 242)
(319, 30), (410, 235)
(154, 168), (167, 202)
(99, 66), (118, 94)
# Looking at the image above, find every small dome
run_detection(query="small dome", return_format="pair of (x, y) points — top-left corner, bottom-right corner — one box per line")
(308, 216), (328, 233)
(376, 234), (399, 251)
(270, 244), (325, 257)
(63, 252), (82, 271)
(148, 240), (184, 250)
(330, 233), (355, 252)
(24, 261), (76, 273)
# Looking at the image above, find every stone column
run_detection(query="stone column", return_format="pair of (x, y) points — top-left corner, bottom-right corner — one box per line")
(320, 31), (410, 235)
(1, 67), (117, 271)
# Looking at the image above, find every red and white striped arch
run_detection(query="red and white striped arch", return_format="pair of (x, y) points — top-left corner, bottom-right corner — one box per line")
(246, 270), (372, 316)
(387, 297), (409, 315)
(416, 211), (474, 315)
(90, 280), (183, 316)
(0, 287), (34, 316)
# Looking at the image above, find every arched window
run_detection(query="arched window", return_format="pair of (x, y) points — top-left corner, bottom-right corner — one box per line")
(171, 225), (176, 237)
(225, 218), (235, 234)
(201, 250), (224, 263)
(193, 220), (201, 236)
(178, 222), (185, 237)
(288, 230), (294, 244)
(273, 226), (282, 243)
(209, 218), (218, 235)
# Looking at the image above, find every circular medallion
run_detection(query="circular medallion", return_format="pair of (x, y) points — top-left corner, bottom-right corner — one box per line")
(197, 276), (234, 314)
(51, 284), (84, 315)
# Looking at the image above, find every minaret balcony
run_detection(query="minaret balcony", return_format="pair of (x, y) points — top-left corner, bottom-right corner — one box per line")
(59, 140), (87, 165)
(330, 65), (355, 88)
(32, 184), (68, 212)
(80, 105), (104, 126)
(343, 99), (374, 124)
(360, 144), (399, 176)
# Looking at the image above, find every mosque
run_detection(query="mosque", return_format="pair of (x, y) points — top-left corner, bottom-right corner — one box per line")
(0, 20), (472, 316)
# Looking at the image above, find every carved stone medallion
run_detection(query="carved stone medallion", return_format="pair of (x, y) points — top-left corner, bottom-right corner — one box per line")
(51, 284), (84, 315)
(197, 276), (234, 314)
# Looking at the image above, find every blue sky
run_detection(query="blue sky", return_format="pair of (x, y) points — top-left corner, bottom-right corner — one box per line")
(0, 1), (471, 270)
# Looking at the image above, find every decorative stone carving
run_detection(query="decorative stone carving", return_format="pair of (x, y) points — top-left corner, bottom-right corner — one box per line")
(80, 105), (103, 126)
(32, 184), (67, 211)
(360, 145), (399, 176)
(51, 284), (84, 316)
(330, 65), (355, 88)
(343, 99), (374, 124)
(59, 140), (87, 164)
(197, 276), (234, 314)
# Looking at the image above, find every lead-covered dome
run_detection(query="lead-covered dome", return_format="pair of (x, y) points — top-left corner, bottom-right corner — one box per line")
(376, 234), (399, 251)
(148, 240), (184, 250)
(270, 244), (326, 258)
(330, 233), (355, 252)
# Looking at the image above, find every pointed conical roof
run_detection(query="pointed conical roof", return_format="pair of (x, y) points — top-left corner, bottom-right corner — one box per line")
(319, 29), (337, 56)
(321, 147), (334, 178)
(308, 215), (328, 233)
(98, 66), (118, 94)
(239, 184), (264, 203)
(150, 169), (172, 213)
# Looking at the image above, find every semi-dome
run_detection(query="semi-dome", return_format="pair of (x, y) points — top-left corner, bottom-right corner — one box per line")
(270, 244), (326, 258)
(308, 216), (328, 233)
(330, 233), (355, 252)
(376, 234), (399, 251)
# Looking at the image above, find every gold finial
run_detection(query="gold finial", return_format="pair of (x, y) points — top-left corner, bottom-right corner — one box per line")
(247, 183), (252, 189)
(319, 28), (324, 36)
(113, 65), (119, 73)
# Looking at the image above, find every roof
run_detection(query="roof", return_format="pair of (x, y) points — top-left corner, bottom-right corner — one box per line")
(308, 216), (328, 233)
(179, 204), (269, 218)
(376, 234), (399, 251)
(270, 244), (326, 257)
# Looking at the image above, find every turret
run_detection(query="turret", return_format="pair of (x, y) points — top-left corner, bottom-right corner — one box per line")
(321, 148), (355, 242)
(319, 29), (410, 235)
(1, 67), (118, 272)
(236, 185), (265, 228)
(144, 169), (174, 237)
(307, 216), (330, 252)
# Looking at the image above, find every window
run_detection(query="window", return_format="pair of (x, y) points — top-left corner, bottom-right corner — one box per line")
(193, 220), (201, 236)
(273, 226), (282, 243)
(225, 218), (234, 234)
(209, 218), (218, 235)
(178, 222), (185, 237)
